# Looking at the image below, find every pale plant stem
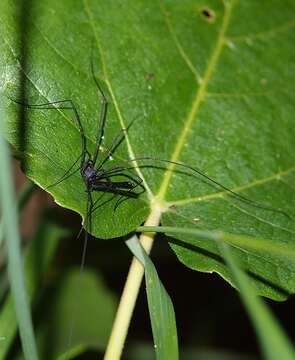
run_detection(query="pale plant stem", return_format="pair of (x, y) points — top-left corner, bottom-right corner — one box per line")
(104, 203), (163, 360)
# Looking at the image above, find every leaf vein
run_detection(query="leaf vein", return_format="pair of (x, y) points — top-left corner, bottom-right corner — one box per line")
(3, 37), (95, 148)
(228, 19), (295, 43)
(157, 0), (234, 201)
(158, 0), (201, 83)
(32, 23), (85, 77)
(170, 166), (295, 206)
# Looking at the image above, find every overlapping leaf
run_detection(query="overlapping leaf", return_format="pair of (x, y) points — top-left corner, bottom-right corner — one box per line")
(1, 0), (295, 299)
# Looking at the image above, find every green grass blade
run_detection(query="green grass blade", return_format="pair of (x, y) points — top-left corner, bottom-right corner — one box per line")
(137, 226), (295, 261)
(126, 236), (178, 360)
(0, 221), (64, 359)
(218, 241), (295, 360)
(138, 225), (295, 360)
(0, 107), (38, 360)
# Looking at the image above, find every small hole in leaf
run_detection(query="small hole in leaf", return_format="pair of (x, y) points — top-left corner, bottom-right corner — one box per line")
(200, 7), (216, 22)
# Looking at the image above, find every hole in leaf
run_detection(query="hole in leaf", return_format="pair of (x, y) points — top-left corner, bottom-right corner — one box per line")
(200, 7), (216, 22)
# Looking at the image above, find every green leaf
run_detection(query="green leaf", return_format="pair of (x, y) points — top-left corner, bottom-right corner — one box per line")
(1, 0), (295, 299)
(36, 269), (117, 360)
(127, 237), (179, 360)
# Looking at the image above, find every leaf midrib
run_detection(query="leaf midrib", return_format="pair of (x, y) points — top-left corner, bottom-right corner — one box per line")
(156, 1), (234, 201)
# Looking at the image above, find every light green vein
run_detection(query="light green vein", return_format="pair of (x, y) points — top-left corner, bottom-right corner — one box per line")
(165, 183), (295, 236)
(206, 90), (277, 98)
(228, 202), (295, 235)
(170, 166), (295, 206)
(157, 0), (234, 201)
(3, 37), (95, 148)
(83, 0), (152, 198)
(158, 0), (201, 83)
(228, 19), (295, 43)
(33, 23), (85, 77)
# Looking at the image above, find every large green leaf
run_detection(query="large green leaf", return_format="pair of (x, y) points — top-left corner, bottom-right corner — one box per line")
(1, 0), (295, 299)
(38, 269), (117, 360)
(11, 269), (118, 360)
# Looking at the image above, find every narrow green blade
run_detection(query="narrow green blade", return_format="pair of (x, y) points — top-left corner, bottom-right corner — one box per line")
(0, 221), (64, 359)
(218, 241), (295, 360)
(126, 237), (178, 360)
(0, 106), (38, 360)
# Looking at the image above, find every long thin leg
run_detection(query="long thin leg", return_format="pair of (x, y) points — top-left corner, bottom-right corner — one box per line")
(91, 192), (107, 212)
(100, 172), (144, 194)
(95, 165), (144, 186)
(89, 47), (140, 170)
(95, 164), (144, 187)
(94, 169), (145, 216)
(94, 164), (126, 176)
(95, 117), (137, 170)
(80, 191), (94, 271)
(45, 153), (82, 190)
(10, 98), (87, 166)
(89, 192), (118, 218)
(113, 180), (145, 215)
(112, 169), (145, 213)
(90, 53), (108, 167)
(96, 128), (126, 169)
(128, 157), (290, 219)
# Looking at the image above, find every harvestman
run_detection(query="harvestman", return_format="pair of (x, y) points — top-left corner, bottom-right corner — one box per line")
(11, 59), (290, 265)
